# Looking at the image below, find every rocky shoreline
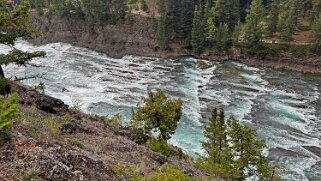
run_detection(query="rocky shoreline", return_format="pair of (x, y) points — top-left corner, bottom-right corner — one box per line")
(29, 13), (321, 74)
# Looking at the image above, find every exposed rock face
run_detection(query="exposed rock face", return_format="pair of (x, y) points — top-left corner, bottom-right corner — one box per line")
(61, 120), (92, 134)
(29, 12), (192, 59)
(35, 95), (69, 114)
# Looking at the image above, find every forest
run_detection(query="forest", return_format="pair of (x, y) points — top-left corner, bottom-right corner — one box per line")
(28, 0), (321, 56)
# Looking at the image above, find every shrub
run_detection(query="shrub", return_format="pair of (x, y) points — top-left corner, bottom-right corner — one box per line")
(288, 44), (313, 57)
(147, 139), (171, 157)
(69, 139), (85, 149)
(23, 170), (40, 181)
(146, 164), (196, 181)
(0, 93), (19, 143)
(0, 77), (11, 95)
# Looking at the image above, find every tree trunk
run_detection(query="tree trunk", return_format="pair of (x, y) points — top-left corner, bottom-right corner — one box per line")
(0, 65), (5, 78)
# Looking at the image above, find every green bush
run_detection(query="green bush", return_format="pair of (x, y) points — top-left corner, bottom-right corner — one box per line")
(265, 43), (286, 55)
(147, 139), (171, 157)
(69, 139), (85, 149)
(0, 77), (11, 95)
(146, 164), (196, 181)
(288, 44), (313, 57)
(23, 169), (40, 181)
(0, 93), (19, 143)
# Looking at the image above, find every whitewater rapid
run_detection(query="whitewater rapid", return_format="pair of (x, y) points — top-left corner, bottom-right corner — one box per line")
(2, 40), (321, 180)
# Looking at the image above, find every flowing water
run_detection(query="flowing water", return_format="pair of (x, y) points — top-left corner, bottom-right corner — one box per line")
(2, 40), (321, 180)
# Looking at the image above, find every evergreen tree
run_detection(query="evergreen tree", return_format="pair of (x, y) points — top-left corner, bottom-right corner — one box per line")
(232, 21), (242, 45)
(176, 0), (194, 46)
(112, 0), (128, 23)
(0, 0), (45, 78)
(215, 23), (230, 51)
(310, 13), (321, 52)
(311, 0), (321, 23)
(202, 109), (232, 167)
(227, 118), (271, 179)
(131, 89), (183, 141)
(279, 0), (302, 41)
(240, 0), (252, 21)
(243, 0), (266, 54)
(199, 109), (273, 179)
(212, 0), (240, 31)
(207, 3), (217, 47)
(266, 0), (280, 35)
(157, 15), (170, 50)
(0, 93), (19, 143)
(34, 0), (45, 15)
(81, 0), (112, 22)
(192, 5), (205, 54)
(141, 0), (148, 12)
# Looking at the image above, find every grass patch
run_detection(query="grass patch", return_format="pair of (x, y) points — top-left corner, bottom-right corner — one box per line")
(112, 163), (144, 181)
(68, 139), (85, 149)
(23, 169), (40, 181)
(146, 164), (196, 181)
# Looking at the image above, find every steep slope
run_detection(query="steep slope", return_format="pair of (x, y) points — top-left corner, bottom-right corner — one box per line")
(0, 82), (201, 180)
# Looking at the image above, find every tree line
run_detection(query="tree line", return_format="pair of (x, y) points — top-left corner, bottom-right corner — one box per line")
(29, 0), (128, 24)
(156, 0), (321, 55)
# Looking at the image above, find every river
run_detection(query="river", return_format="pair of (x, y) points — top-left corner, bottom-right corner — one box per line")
(2, 40), (321, 180)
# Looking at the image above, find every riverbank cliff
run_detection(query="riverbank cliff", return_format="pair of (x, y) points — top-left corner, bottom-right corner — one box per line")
(29, 12), (321, 73)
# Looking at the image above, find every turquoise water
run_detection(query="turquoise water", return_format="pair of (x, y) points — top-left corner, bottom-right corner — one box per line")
(2, 40), (321, 180)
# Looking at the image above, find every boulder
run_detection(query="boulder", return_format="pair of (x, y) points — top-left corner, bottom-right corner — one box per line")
(35, 95), (68, 114)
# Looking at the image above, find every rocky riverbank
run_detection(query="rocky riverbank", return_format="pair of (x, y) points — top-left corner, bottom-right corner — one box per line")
(29, 12), (321, 73)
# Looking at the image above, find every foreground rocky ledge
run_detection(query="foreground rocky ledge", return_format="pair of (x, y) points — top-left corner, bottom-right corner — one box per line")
(0, 82), (202, 180)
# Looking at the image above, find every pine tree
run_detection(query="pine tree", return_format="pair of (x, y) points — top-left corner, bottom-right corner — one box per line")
(112, 0), (128, 23)
(232, 21), (242, 45)
(176, 0), (194, 47)
(266, 0), (280, 35)
(0, 0), (45, 78)
(201, 109), (233, 174)
(81, 0), (112, 22)
(131, 89), (183, 141)
(0, 93), (19, 143)
(215, 23), (230, 51)
(207, 3), (217, 47)
(279, 0), (302, 41)
(202, 109), (225, 163)
(243, 0), (266, 54)
(34, 0), (44, 15)
(157, 15), (170, 50)
(141, 0), (148, 12)
(199, 109), (273, 179)
(212, 0), (240, 31)
(192, 5), (205, 54)
(227, 117), (271, 180)
(311, 0), (321, 23)
(310, 13), (321, 52)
